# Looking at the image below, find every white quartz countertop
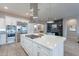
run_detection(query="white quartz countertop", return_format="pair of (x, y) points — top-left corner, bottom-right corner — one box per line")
(22, 34), (66, 50)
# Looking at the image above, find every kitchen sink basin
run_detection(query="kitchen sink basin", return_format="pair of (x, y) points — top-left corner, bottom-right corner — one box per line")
(25, 34), (43, 39)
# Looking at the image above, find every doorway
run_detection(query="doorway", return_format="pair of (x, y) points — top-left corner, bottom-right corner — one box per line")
(67, 19), (77, 42)
(64, 19), (79, 56)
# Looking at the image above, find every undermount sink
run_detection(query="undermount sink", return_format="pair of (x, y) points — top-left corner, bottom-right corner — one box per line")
(25, 34), (43, 39)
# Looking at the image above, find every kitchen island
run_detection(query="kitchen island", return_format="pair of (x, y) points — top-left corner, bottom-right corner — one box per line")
(20, 33), (66, 56)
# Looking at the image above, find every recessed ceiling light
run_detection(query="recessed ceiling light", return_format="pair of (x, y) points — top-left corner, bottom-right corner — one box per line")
(4, 6), (8, 9)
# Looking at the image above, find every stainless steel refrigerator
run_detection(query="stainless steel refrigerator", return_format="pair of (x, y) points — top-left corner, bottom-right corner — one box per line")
(17, 22), (27, 42)
(6, 25), (16, 44)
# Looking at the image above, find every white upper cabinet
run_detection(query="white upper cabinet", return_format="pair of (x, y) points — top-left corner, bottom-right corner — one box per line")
(5, 16), (17, 25)
(0, 18), (5, 29)
(5, 16), (29, 25)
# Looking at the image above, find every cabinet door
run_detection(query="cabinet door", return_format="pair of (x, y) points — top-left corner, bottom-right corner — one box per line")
(58, 42), (64, 56)
(52, 43), (64, 56)
(0, 34), (6, 45)
(0, 18), (5, 29)
(24, 38), (33, 56)
(32, 42), (38, 56)
(38, 45), (51, 56)
(5, 16), (17, 25)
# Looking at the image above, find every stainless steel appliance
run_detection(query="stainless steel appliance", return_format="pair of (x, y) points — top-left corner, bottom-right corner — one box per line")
(6, 25), (16, 44)
(17, 22), (27, 34)
(17, 22), (27, 42)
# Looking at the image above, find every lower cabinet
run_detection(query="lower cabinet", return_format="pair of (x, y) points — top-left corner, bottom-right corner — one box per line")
(21, 35), (64, 56)
(37, 45), (51, 56)
(24, 38), (33, 56)
(0, 34), (6, 45)
(53, 42), (64, 56)
(32, 42), (38, 56)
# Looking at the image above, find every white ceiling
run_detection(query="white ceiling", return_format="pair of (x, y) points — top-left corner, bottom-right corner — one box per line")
(0, 3), (79, 20)
(38, 3), (79, 20)
(0, 3), (30, 17)
(50, 3), (79, 19)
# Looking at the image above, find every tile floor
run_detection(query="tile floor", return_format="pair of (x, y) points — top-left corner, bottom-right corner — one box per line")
(64, 39), (79, 56)
(0, 43), (27, 56)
